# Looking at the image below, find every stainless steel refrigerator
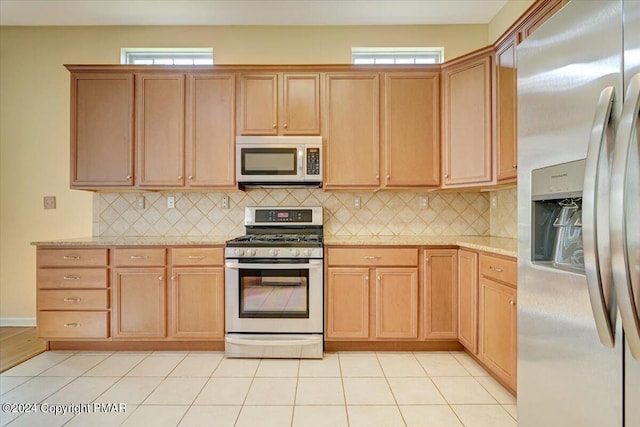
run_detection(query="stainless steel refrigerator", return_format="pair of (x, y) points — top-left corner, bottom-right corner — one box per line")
(517, 1), (639, 426)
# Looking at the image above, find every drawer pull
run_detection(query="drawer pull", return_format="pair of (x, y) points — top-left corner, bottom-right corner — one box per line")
(509, 300), (516, 306)
(63, 275), (80, 281)
(63, 255), (80, 260)
(490, 266), (504, 273)
(63, 297), (82, 303)
(130, 255), (149, 260)
(188, 255), (206, 260)
(64, 322), (81, 328)
(364, 256), (382, 261)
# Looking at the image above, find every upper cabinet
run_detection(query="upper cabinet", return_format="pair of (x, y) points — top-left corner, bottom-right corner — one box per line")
(383, 72), (440, 188)
(441, 47), (494, 188)
(324, 73), (380, 188)
(68, 68), (237, 190)
(136, 74), (186, 187)
(185, 74), (236, 187)
(70, 73), (134, 188)
(239, 72), (320, 135)
(495, 34), (518, 182)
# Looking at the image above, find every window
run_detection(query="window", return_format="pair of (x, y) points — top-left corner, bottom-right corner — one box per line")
(352, 47), (444, 65)
(121, 48), (214, 65)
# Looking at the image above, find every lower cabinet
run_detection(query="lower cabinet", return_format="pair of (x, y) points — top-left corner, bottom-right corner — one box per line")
(457, 249), (479, 353)
(170, 267), (224, 339)
(325, 247), (418, 340)
(326, 268), (370, 339)
(478, 253), (517, 391)
(113, 267), (167, 338)
(423, 249), (458, 339)
(35, 244), (225, 343)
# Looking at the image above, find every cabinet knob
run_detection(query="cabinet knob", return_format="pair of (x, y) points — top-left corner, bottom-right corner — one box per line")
(425, 257), (430, 263)
(272, 123), (277, 129)
(377, 275), (381, 281)
(159, 276), (163, 281)
(188, 175), (193, 179)
(512, 164), (518, 169)
(178, 175), (182, 180)
(444, 173), (449, 178)
(490, 266), (504, 273)
(126, 175), (132, 180)
(509, 300), (516, 306)
(386, 175), (390, 180)
(365, 276), (369, 281)
(376, 175), (380, 180)
(283, 123), (288, 129)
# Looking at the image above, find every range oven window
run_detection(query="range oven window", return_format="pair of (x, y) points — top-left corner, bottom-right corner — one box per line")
(241, 148), (298, 175)
(239, 267), (309, 318)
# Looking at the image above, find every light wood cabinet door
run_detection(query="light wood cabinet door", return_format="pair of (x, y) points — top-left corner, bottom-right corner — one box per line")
(375, 268), (418, 339)
(239, 73), (278, 135)
(326, 268), (370, 339)
(171, 267), (224, 339)
(495, 34), (518, 182)
(136, 74), (185, 187)
(282, 73), (320, 135)
(458, 249), (479, 353)
(70, 73), (134, 188)
(383, 72), (440, 188)
(442, 49), (493, 187)
(423, 249), (458, 339)
(113, 268), (166, 338)
(324, 73), (380, 188)
(186, 74), (236, 187)
(479, 278), (517, 390)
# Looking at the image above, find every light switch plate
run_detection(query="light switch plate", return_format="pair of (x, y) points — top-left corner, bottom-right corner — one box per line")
(221, 195), (229, 209)
(491, 194), (498, 209)
(167, 196), (175, 209)
(136, 195), (146, 209)
(43, 196), (56, 210)
(419, 196), (429, 210)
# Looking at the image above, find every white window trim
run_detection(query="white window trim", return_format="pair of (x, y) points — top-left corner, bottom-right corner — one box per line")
(120, 48), (214, 65)
(352, 47), (444, 65)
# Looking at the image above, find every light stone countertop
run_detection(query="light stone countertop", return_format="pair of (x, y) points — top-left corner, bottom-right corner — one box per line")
(33, 235), (517, 258)
(324, 235), (517, 258)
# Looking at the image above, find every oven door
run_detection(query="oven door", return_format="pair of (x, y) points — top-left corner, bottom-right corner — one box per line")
(225, 259), (323, 333)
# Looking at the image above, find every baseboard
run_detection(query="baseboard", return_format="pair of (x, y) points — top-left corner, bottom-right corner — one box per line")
(0, 317), (37, 327)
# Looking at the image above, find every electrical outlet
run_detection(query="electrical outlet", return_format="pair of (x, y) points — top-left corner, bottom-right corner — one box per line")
(419, 196), (429, 210)
(43, 196), (56, 210)
(353, 196), (361, 209)
(136, 195), (146, 209)
(167, 196), (175, 209)
(491, 194), (498, 209)
(221, 195), (229, 209)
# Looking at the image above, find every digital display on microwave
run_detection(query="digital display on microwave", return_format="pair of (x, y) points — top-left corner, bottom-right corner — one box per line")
(241, 148), (297, 175)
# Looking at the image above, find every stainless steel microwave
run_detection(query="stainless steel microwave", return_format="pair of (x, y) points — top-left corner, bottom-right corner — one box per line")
(235, 136), (323, 187)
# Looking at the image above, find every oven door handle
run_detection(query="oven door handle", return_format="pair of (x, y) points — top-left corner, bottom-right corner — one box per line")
(225, 260), (323, 270)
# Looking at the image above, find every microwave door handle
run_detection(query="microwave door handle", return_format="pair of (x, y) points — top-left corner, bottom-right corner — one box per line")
(583, 85), (616, 348)
(225, 261), (323, 270)
(611, 73), (640, 360)
(298, 146), (304, 175)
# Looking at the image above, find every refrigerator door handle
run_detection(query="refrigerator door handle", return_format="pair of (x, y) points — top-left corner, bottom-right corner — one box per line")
(611, 73), (640, 360)
(583, 86), (616, 348)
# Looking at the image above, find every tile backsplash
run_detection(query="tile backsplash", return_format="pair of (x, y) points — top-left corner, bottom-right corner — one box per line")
(489, 187), (517, 238)
(94, 189), (495, 238)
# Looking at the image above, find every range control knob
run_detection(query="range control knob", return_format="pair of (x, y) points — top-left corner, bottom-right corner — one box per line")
(247, 249), (257, 257)
(234, 248), (245, 257)
(269, 249), (279, 256)
(304, 249), (313, 257)
(291, 249), (300, 256)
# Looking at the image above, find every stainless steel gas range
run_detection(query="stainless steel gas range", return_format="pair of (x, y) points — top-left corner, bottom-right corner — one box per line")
(224, 206), (323, 359)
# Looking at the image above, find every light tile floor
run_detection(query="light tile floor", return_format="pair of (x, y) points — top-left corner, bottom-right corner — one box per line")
(0, 350), (516, 427)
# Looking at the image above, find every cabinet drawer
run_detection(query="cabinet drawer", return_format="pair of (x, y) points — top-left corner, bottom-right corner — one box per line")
(327, 247), (418, 267)
(480, 254), (517, 286)
(37, 268), (108, 289)
(38, 289), (109, 310)
(171, 247), (223, 266)
(113, 248), (166, 266)
(37, 311), (109, 339)
(38, 248), (108, 267)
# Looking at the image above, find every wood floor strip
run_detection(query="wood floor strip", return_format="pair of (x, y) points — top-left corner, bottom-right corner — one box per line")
(0, 327), (48, 373)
